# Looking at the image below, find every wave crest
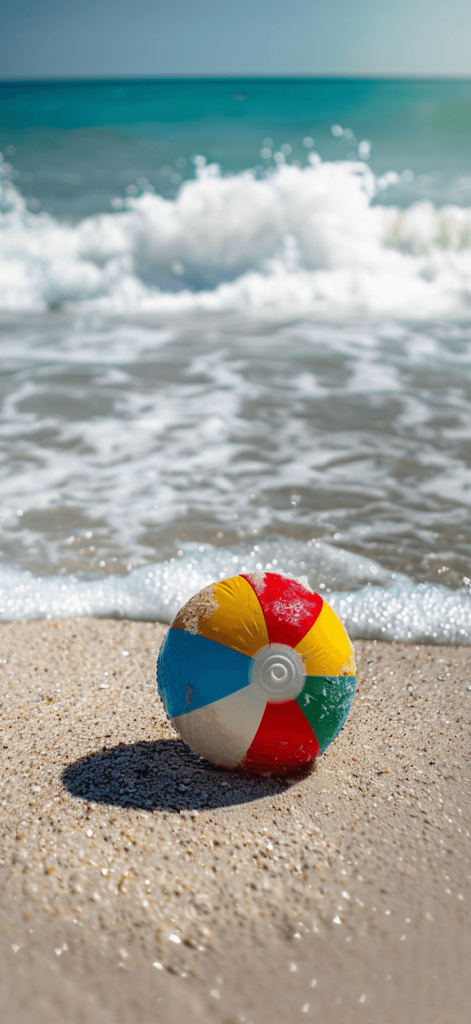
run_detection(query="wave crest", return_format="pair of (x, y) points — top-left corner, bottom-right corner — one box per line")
(2, 157), (471, 315)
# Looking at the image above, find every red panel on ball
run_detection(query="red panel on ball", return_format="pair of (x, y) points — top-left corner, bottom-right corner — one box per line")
(241, 572), (323, 647)
(240, 699), (320, 771)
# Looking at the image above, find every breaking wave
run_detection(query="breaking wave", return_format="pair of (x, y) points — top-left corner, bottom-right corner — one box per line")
(3, 156), (471, 317)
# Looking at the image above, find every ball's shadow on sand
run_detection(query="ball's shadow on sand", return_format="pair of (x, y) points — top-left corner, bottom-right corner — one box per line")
(62, 739), (313, 813)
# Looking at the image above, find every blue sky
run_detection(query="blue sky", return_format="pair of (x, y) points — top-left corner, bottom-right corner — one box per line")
(1, 0), (470, 77)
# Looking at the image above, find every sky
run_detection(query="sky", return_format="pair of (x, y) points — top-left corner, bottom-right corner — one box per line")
(1, 0), (471, 78)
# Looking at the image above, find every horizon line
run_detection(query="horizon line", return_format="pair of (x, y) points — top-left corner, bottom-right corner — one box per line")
(3, 72), (471, 85)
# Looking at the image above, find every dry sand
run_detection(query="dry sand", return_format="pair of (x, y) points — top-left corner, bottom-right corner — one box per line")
(0, 616), (470, 1023)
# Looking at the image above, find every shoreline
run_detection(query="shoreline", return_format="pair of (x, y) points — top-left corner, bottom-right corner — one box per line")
(1, 617), (470, 1022)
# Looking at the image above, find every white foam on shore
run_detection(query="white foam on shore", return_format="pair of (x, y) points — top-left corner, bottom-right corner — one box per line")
(3, 157), (471, 317)
(1, 542), (470, 646)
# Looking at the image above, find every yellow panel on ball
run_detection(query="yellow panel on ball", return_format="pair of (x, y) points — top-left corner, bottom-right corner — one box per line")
(172, 575), (269, 657)
(295, 601), (355, 676)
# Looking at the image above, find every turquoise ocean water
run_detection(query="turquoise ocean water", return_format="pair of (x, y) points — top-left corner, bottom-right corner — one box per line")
(2, 77), (471, 643)
(3, 77), (471, 217)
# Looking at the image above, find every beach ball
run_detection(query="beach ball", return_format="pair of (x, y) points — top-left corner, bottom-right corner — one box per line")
(157, 572), (356, 772)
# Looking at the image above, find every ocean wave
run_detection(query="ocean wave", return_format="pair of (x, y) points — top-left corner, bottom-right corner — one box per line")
(1, 541), (470, 646)
(3, 157), (471, 317)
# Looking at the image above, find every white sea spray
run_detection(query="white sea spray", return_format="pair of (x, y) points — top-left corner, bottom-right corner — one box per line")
(2, 158), (471, 316)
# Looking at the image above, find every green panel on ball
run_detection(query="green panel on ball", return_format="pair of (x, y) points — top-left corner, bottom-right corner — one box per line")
(296, 675), (356, 752)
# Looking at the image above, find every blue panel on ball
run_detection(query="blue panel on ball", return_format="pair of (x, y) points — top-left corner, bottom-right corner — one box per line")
(157, 628), (252, 719)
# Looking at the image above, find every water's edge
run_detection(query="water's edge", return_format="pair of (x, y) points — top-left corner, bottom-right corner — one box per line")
(1, 542), (470, 646)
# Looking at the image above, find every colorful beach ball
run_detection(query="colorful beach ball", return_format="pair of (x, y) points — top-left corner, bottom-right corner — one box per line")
(157, 572), (356, 772)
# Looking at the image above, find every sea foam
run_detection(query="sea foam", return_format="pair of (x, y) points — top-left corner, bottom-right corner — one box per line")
(2, 157), (471, 317)
(1, 541), (470, 646)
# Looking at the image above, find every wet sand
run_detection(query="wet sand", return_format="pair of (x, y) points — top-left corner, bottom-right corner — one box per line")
(0, 617), (470, 1023)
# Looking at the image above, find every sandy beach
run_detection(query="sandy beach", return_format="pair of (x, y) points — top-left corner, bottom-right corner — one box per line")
(0, 616), (470, 1023)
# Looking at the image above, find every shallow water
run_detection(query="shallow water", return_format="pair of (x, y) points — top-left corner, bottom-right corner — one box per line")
(1, 79), (471, 640)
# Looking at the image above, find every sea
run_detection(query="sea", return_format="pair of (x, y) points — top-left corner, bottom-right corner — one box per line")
(2, 76), (471, 645)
